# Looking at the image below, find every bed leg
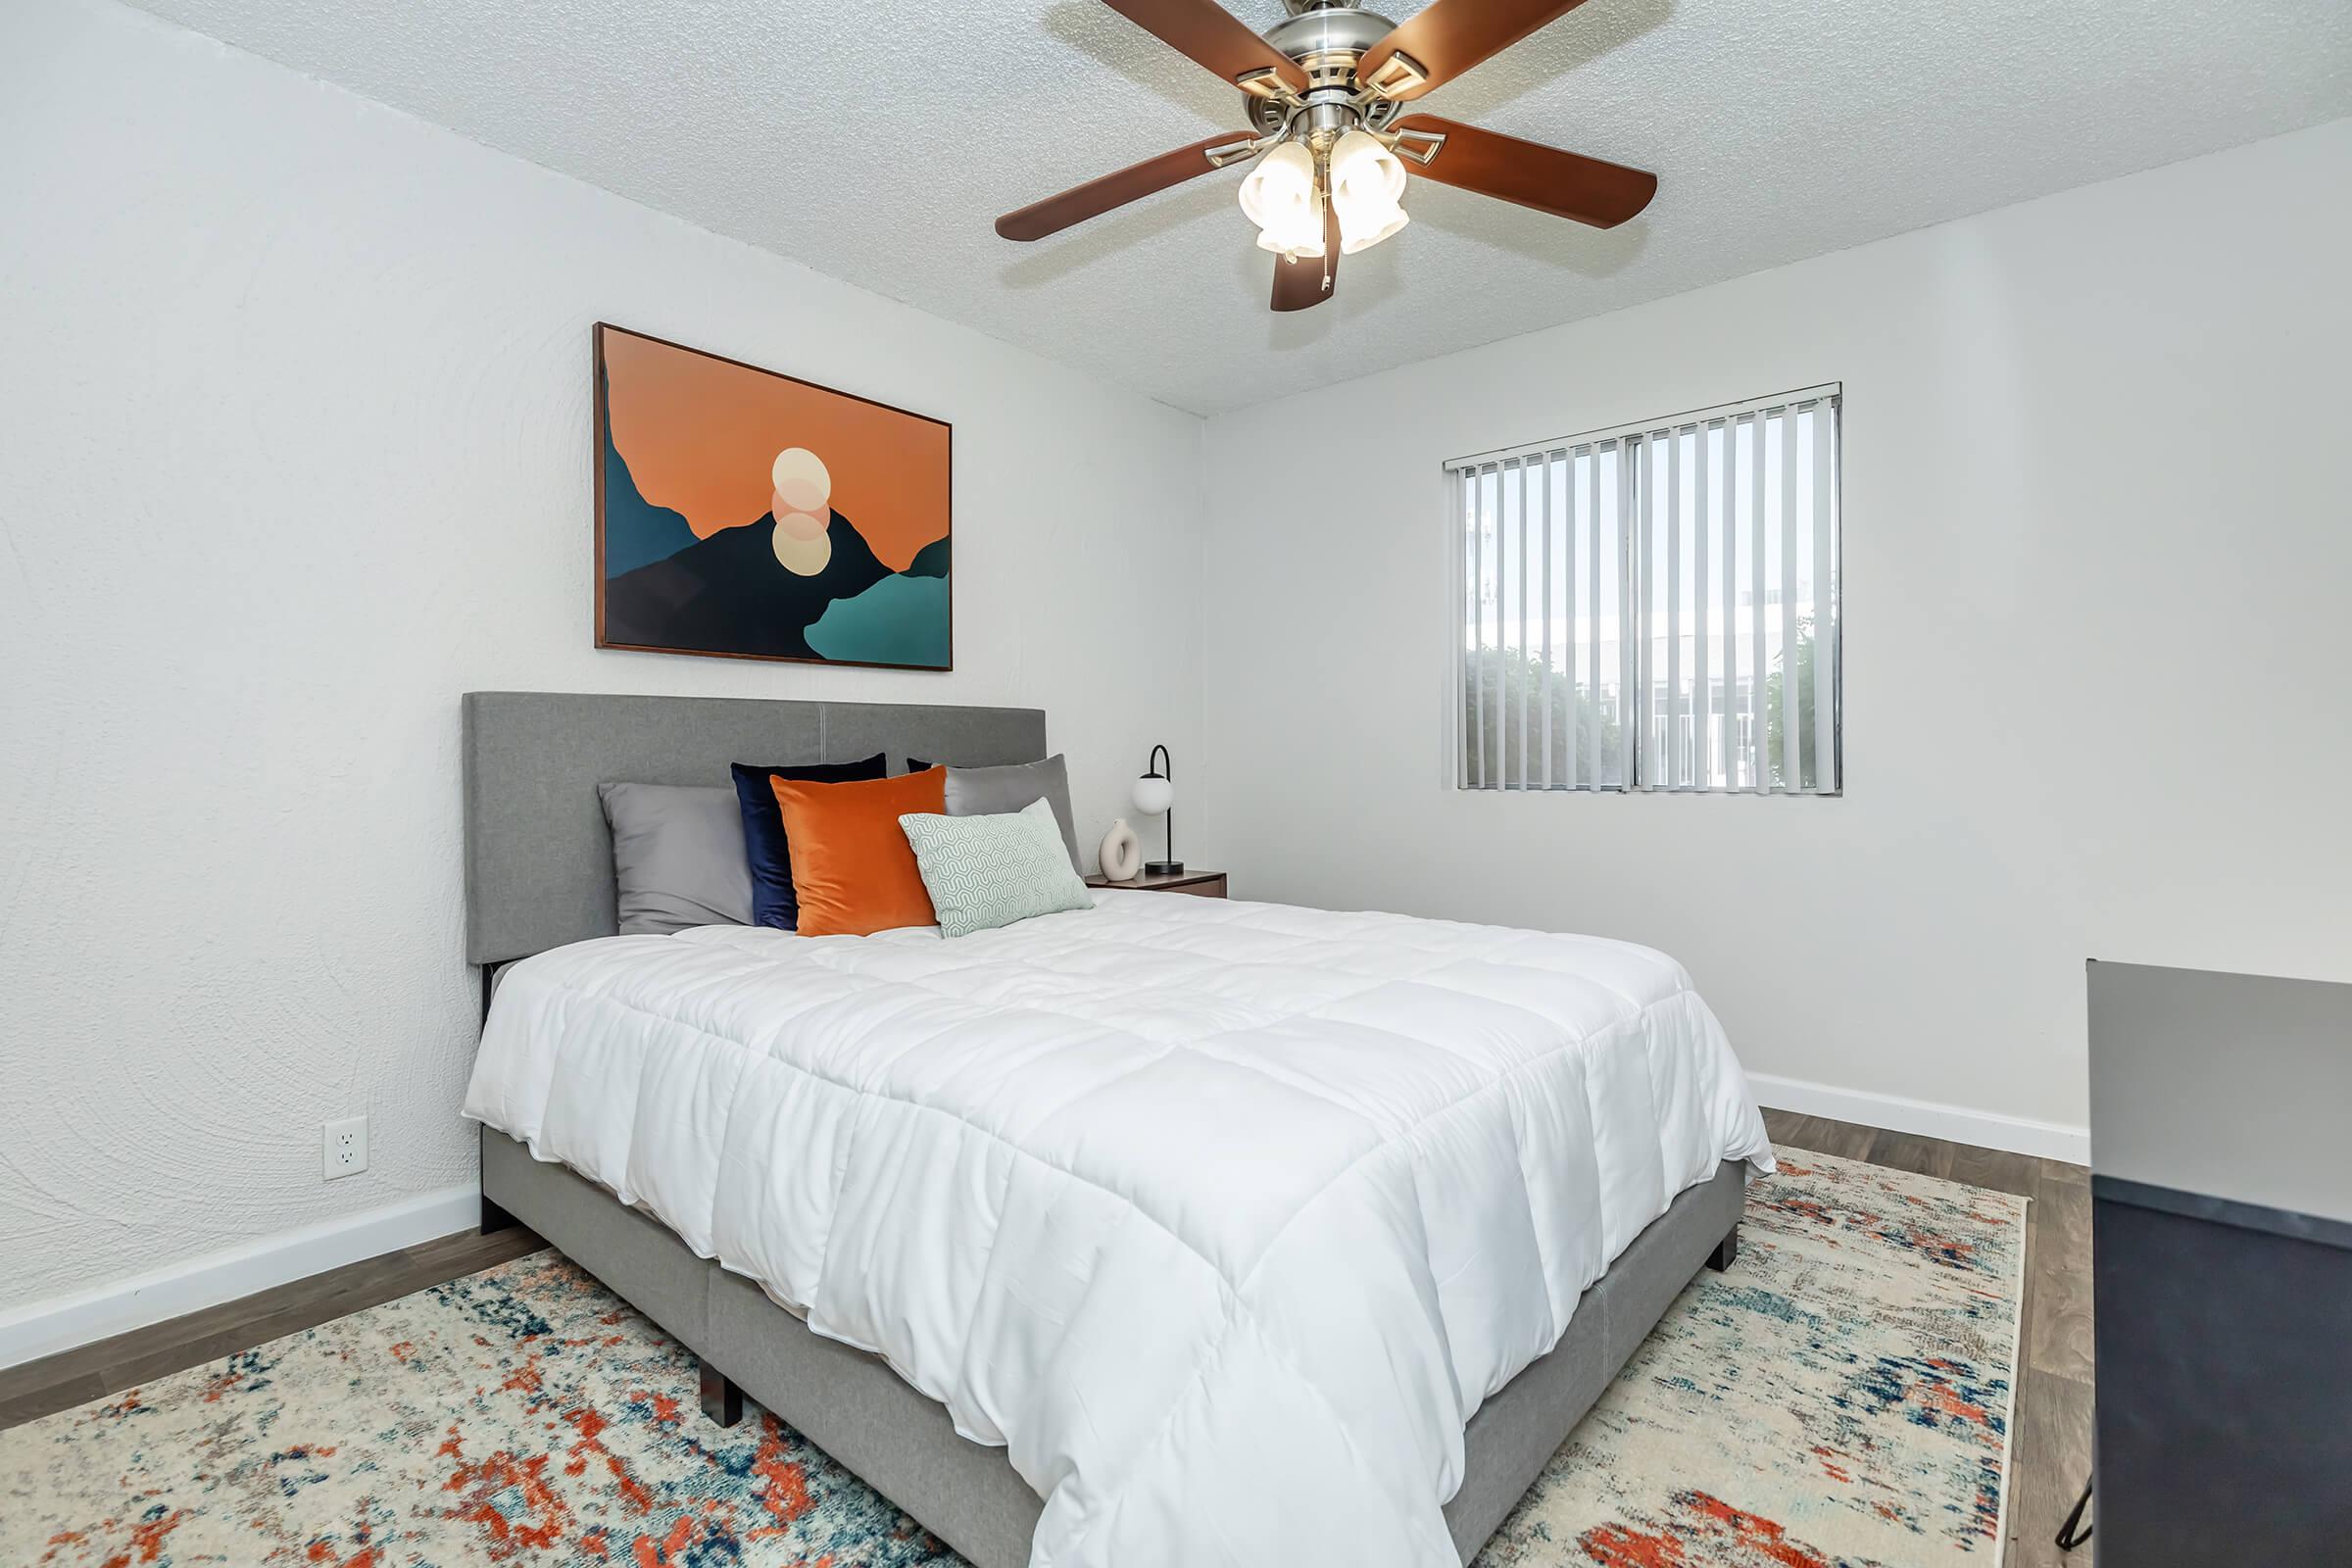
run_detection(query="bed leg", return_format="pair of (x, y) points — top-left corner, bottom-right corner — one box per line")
(699, 1357), (744, 1428)
(1706, 1224), (1740, 1272)
(480, 1191), (522, 1236)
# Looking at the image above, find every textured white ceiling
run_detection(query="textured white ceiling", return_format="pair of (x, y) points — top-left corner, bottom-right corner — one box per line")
(124, 0), (2351, 414)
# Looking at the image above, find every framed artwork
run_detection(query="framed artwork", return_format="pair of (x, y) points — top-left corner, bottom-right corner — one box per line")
(594, 323), (952, 669)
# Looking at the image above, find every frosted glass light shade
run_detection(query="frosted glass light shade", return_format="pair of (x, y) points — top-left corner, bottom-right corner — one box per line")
(1132, 774), (1175, 816)
(1239, 141), (1326, 261)
(1255, 219), (1327, 260)
(1329, 129), (1408, 255)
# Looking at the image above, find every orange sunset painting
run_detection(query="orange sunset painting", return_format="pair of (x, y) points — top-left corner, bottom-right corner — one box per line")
(595, 324), (951, 668)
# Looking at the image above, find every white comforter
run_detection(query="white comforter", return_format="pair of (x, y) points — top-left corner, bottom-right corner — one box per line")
(465, 891), (1773, 1568)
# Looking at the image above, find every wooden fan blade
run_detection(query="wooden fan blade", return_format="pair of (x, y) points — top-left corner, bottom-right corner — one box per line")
(996, 134), (1244, 242)
(1358, 0), (1593, 101)
(1396, 115), (1656, 227)
(1270, 197), (1341, 312)
(1102, 0), (1311, 93)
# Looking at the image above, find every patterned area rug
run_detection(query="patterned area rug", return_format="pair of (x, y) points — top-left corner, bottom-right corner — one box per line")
(3, 1149), (2023, 1567)
(1480, 1150), (2026, 1567)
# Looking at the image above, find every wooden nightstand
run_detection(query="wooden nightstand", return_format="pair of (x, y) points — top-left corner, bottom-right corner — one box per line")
(1085, 868), (1228, 899)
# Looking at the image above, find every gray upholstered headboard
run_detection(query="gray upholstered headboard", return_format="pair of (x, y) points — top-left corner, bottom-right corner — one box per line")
(463, 692), (1048, 965)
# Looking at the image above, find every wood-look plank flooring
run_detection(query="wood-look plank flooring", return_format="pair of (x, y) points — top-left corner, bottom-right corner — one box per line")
(0, 1225), (544, 1432)
(1, 1123), (2094, 1561)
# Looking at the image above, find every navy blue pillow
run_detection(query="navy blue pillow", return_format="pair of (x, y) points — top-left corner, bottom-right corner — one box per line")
(730, 754), (890, 930)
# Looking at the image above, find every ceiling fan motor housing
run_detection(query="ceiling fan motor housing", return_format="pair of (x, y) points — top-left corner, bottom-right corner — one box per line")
(1268, 3), (1396, 60)
(1249, 6), (1403, 140)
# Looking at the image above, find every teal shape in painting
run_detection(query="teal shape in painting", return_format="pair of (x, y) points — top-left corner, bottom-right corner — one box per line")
(602, 394), (699, 576)
(806, 572), (951, 669)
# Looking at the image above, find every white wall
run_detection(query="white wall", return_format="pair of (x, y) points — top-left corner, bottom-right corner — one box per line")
(0, 0), (1203, 1349)
(1199, 119), (2352, 1153)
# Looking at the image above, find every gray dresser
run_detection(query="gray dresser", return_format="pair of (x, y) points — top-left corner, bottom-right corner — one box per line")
(2085, 960), (2352, 1564)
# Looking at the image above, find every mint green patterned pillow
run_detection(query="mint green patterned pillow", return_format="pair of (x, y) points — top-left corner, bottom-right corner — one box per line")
(899, 798), (1096, 938)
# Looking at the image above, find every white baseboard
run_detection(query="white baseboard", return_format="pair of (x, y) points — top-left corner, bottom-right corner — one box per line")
(0, 1185), (479, 1372)
(1747, 1072), (2090, 1166)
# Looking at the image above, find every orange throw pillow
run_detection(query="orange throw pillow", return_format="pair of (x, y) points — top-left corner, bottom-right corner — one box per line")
(769, 767), (947, 937)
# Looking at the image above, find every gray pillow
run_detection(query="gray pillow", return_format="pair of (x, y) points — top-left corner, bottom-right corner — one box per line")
(900, 798), (1095, 939)
(942, 755), (1081, 874)
(598, 782), (754, 935)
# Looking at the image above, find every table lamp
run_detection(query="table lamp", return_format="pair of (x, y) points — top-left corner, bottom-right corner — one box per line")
(1133, 746), (1180, 876)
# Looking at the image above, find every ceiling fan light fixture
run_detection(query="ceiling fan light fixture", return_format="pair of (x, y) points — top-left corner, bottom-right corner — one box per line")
(1238, 140), (1327, 261)
(1329, 128), (1409, 254)
(993, 0), (1663, 314)
(1256, 221), (1328, 261)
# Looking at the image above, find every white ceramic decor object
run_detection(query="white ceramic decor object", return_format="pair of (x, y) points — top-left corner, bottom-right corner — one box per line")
(1099, 818), (1142, 881)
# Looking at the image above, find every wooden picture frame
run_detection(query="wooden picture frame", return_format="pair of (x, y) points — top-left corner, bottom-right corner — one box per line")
(593, 323), (953, 670)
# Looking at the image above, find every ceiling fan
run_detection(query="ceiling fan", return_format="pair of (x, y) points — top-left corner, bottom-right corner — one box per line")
(994, 0), (1657, 313)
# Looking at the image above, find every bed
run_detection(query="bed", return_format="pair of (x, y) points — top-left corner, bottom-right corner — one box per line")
(460, 691), (1774, 1568)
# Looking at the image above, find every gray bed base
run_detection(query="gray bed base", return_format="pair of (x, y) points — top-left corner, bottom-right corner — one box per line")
(483, 1129), (1743, 1568)
(462, 690), (1747, 1565)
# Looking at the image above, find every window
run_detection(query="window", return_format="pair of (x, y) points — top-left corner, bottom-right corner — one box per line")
(1450, 385), (1840, 795)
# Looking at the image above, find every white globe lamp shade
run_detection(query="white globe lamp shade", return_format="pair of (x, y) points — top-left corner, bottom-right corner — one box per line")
(1239, 141), (1326, 261)
(1132, 773), (1175, 817)
(1330, 129), (1408, 255)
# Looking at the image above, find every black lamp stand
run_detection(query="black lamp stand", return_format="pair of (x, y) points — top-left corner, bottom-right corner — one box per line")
(1143, 744), (1181, 876)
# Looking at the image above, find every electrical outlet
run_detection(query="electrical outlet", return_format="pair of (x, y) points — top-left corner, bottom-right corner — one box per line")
(323, 1115), (368, 1181)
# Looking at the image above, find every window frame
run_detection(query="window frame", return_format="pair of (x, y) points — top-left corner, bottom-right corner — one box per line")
(1446, 384), (1842, 797)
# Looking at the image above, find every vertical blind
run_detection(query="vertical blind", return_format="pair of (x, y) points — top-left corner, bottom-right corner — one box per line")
(1451, 385), (1839, 795)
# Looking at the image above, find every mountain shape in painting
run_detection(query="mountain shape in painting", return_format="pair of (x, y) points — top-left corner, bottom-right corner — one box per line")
(800, 532), (951, 665)
(904, 536), (950, 578)
(603, 512), (895, 661)
(600, 417), (699, 577)
(807, 569), (950, 668)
